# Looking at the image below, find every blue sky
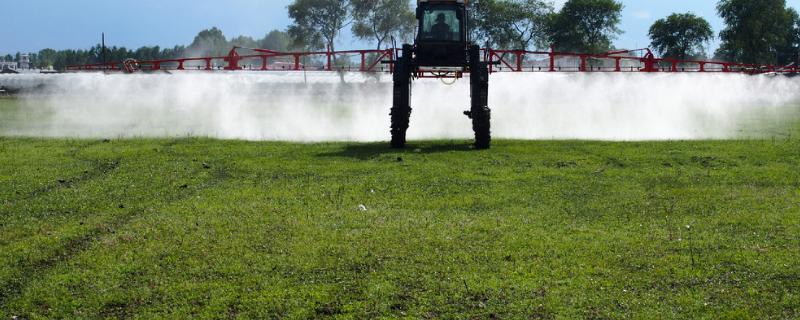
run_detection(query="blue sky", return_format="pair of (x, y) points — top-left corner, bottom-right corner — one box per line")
(2, 0), (800, 54)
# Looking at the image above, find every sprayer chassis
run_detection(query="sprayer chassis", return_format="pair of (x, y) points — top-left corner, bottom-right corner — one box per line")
(390, 44), (491, 149)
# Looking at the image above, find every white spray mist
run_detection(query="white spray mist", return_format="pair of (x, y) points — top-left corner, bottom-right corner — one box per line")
(1, 71), (798, 141)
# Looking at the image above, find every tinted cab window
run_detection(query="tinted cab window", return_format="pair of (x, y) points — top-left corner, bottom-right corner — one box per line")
(420, 8), (461, 42)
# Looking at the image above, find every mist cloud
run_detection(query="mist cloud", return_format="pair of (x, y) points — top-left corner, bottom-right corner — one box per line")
(1, 72), (798, 141)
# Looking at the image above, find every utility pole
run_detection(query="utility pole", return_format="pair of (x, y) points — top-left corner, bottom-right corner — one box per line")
(102, 33), (107, 67)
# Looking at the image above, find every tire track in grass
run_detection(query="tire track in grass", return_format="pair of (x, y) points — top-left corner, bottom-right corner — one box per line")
(3, 138), (183, 211)
(0, 168), (230, 309)
(0, 141), (123, 266)
(8, 158), (120, 204)
(93, 140), (237, 318)
(0, 142), (231, 310)
(2, 140), (117, 207)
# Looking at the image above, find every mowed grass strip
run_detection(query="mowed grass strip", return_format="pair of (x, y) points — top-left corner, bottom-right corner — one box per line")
(0, 138), (798, 319)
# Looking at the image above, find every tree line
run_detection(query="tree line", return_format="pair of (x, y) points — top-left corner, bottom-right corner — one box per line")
(9, 28), (294, 71)
(286, 0), (800, 65)
(472, 0), (799, 65)
(4, 0), (799, 70)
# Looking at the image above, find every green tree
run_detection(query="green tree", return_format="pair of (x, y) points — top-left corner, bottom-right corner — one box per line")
(187, 27), (230, 57)
(351, 0), (415, 50)
(648, 13), (713, 60)
(259, 30), (291, 51)
(781, 11), (800, 65)
(28, 52), (39, 68)
(37, 49), (57, 69)
(52, 49), (94, 70)
(230, 35), (259, 49)
(472, 0), (553, 50)
(548, 0), (623, 53)
(160, 45), (186, 59)
(108, 47), (133, 63)
(778, 10), (800, 64)
(715, 0), (799, 64)
(287, 0), (352, 52)
(133, 46), (163, 61)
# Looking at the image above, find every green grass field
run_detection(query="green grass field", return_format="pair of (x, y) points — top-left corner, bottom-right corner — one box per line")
(1, 96), (799, 319)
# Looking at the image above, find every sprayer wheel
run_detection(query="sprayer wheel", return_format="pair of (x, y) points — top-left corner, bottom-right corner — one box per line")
(390, 106), (411, 148)
(472, 106), (491, 149)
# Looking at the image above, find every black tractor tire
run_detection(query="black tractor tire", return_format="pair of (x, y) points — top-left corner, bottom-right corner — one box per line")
(468, 45), (491, 149)
(390, 44), (413, 149)
(390, 105), (412, 148)
(472, 106), (491, 149)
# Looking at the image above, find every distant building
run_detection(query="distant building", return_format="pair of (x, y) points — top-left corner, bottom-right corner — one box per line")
(0, 58), (18, 71)
(19, 53), (30, 69)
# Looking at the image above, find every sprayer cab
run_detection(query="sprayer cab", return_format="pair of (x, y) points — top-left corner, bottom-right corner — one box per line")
(414, 0), (470, 67)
